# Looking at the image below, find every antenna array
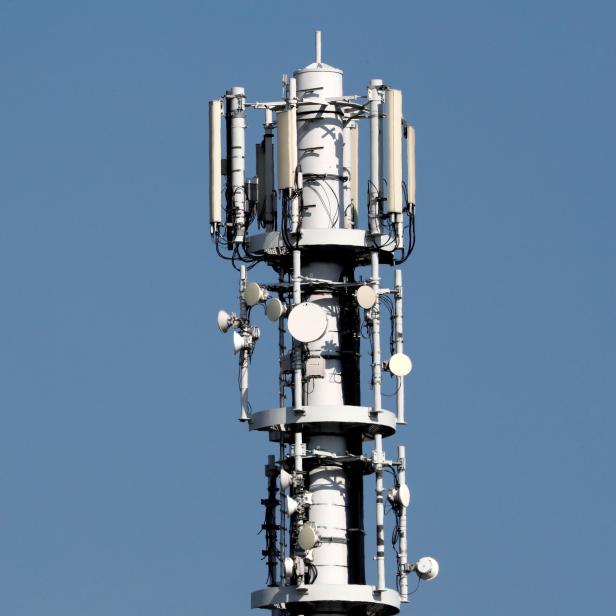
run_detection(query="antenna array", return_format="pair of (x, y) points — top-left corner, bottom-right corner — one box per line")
(210, 31), (438, 615)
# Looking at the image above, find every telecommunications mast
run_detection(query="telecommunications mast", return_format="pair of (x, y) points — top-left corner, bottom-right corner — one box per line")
(210, 31), (438, 615)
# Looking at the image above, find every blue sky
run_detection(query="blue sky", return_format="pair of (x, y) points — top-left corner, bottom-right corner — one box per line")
(1, 1), (615, 614)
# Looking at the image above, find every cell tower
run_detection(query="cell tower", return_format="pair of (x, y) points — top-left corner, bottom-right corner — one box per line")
(210, 32), (438, 615)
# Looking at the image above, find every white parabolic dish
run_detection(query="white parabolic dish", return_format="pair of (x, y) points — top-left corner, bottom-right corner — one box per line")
(288, 301), (328, 343)
(244, 282), (264, 307)
(389, 352), (413, 376)
(356, 285), (377, 309)
(266, 298), (286, 321)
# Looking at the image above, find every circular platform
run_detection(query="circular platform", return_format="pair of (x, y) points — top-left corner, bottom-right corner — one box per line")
(249, 405), (397, 440)
(247, 229), (398, 265)
(251, 584), (400, 615)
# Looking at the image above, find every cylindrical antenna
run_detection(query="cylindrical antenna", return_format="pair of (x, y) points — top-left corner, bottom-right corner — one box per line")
(315, 30), (322, 64)
(209, 100), (222, 230)
(228, 87), (246, 243)
(406, 125), (416, 206)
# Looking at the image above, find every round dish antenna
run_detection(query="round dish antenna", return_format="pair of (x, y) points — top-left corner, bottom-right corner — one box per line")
(285, 495), (299, 516)
(217, 309), (234, 333)
(287, 302), (328, 343)
(266, 298), (287, 321)
(279, 469), (293, 492)
(388, 484), (411, 508)
(244, 282), (266, 307)
(233, 331), (245, 354)
(356, 285), (377, 309)
(416, 556), (439, 581)
(298, 524), (319, 551)
(388, 352), (413, 376)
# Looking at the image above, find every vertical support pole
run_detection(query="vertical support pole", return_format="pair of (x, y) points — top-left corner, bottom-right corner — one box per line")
(378, 98), (384, 205)
(315, 30), (322, 65)
(398, 445), (409, 601)
(292, 249), (303, 412)
(372, 249), (385, 591)
(370, 252), (382, 413)
(374, 433), (386, 591)
(264, 454), (278, 586)
(368, 79), (383, 236)
(228, 87), (246, 243)
(278, 271), (287, 408)
(294, 430), (304, 536)
(394, 269), (405, 424)
(239, 265), (250, 421)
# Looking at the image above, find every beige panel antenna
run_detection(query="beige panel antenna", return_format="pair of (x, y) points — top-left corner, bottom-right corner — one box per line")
(277, 108), (297, 189)
(406, 125), (416, 206)
(209, 100), (222, 225)
(386, 89), (403, 213)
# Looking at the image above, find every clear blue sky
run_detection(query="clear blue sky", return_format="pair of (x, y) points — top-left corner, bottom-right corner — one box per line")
(1, 1), (615, 614)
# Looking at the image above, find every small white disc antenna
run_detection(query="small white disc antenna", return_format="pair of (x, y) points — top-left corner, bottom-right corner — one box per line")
(416, 556), (439, 580)
(232, 331), (245, 354)
(389, 484), (411, 508)
(388, 353), (413, 376)
(288, 302), (328, 343)
(279, 468), (293, 492)
(283, 557), (295, 579)
(266, 298), (286, 322)
(298, 524), (319, 551)
(285, 495), (299, 516)
(217, 309), (232, 333)
(356, 285), (377, 309)
(244, 282), (264, 307)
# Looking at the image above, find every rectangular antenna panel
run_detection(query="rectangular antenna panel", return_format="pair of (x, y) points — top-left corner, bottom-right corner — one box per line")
(406, 125), (416, 206)
(256, 142), (266, 222)
(209, 100), (222, 224)
(350, 121), (359, 224)
(386, 89), (403, 214)
(277, 109), (297, 189)
(263, 133), (275, 227)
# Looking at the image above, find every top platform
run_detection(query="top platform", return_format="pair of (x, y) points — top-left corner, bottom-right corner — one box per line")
(247, 229), (399, 266)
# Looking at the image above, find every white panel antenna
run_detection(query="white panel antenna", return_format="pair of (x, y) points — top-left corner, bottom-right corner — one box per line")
(406, 124), (416, 206)
(255, 141), (265, 219)
(209, 100), (222, 227)
(350, 121), (359, 225)
(277, 108), (297, 189)
(386, 89), (403, 214)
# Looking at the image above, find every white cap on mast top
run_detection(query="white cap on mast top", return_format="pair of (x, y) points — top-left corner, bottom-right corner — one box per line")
(315, 30), (322, 65)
